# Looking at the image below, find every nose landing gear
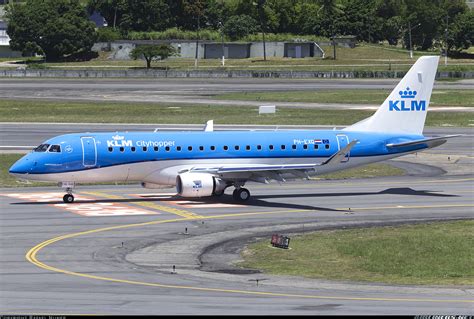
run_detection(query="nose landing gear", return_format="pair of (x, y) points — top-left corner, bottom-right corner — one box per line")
(63, 193), (74, 203)
(60, 182), (75, 203)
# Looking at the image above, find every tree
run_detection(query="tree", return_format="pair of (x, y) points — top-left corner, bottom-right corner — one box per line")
(341, 0), (383, 43)
(87, 0), (173, 32)
(316, 0), (344, 37)
(254, 0), (269, 60)
(130, 44), (177, 68)
(447, 10), (474, 53)
(182, 0), (206, 30)
(402, 0), (444, 51)
(6, 0), (97, 61)
(223, 15), (258, 40)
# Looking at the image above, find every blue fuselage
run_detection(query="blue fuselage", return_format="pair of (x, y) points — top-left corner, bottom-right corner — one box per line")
(10, 130), (426, 177)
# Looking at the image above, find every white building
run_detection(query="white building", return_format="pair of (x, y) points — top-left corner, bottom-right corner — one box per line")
(0, 6), (22, 58)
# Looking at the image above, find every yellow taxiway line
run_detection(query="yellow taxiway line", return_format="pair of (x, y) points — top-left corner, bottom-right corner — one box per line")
(25, 205), (474, 304)
(81, 191), (203, 219)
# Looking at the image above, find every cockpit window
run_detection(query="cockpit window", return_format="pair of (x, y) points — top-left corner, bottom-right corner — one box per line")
(33, 144), (50, 152)
(49, 145), (61, 153)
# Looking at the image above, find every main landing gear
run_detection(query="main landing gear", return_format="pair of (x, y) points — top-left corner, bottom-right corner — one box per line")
(233, 187), (251, 202)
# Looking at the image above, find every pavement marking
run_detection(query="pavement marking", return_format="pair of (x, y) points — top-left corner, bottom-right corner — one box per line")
(55, 202), (158, 217)
(0, 192), (158, 217)
(0, 192), (89, 203)
(166, 199), (245, 209)
(132, 201), (204, 219)
(82, 191), (203, 219)
(130, 193), (245, 209)
(24, 206), (474, 304)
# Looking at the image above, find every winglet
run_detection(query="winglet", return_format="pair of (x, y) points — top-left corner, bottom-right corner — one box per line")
(204, 120), (214, 132)
(320, 140), (358, 166)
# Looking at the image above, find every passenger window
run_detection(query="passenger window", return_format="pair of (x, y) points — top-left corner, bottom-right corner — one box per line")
(246, 145), (251, 151)
(108, 147), (113, 152)
(314, 144), (319, 150)
(131, 146), (136, 152)
(49, 145), (61, 153)
(199, 146), (204, 151)
(177, 146), (182, 151)
(166, 146), (170, 151)
(154, 146), (159, 151)
(223, 146), (228, 151)
(210, 146), (215, 151)
(143, 146), (147, 152)
(188, 146), (193, 151)
(257, 145), (262, 150)
(325, 144), (330, 149)
(281, 145), (286, 150)
(303, 145), (308, 150)
(269, 145), (274, 150)
(120, 147), (124, 152)
(292, 145), (296, 150)
(234, 145), (240, 151)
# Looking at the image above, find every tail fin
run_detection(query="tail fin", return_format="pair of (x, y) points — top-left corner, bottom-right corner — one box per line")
(344, 56), (439, 135)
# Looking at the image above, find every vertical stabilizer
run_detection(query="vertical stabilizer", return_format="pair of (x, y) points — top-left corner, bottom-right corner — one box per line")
(344, 56), (439, 134)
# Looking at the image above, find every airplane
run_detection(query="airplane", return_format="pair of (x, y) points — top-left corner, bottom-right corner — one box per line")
(9, 56), (459, 203)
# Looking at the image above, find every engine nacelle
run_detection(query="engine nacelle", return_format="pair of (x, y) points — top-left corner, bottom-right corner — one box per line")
(141, 182), (172, 189)
(176, 173), (226, 198)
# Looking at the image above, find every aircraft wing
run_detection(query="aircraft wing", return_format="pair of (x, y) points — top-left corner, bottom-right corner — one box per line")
(386, 135), (461, 149)
(183, 140), (357, 183)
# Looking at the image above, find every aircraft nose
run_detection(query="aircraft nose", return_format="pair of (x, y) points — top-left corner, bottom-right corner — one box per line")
(9, 156), (33, 175)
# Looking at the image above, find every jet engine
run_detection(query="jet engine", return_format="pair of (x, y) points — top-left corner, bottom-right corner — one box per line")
(176, 173), (227, 198)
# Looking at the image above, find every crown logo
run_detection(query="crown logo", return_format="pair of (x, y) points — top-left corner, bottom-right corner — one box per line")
(112, 135), (125, 140)
(399, 87), (417, 99)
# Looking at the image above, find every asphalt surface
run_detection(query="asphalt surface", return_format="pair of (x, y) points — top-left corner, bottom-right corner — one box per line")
(1, 174), (473, 315)
(0, 78), (472, 108)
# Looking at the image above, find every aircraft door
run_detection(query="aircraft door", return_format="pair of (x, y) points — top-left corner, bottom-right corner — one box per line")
(81, 137), (97, 167)
(336, 134), (350, 162)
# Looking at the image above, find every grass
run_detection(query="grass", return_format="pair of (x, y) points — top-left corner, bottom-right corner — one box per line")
(5, 44), (472, 72)
(239, 220), (474, 286)
(216, 89), (474, 107)
(1, 100), (472, 127)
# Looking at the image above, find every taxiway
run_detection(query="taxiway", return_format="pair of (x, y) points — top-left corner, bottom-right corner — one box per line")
(1, 174), (473, 315)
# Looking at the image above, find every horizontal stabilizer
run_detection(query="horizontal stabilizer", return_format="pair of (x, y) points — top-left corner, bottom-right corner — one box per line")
(386, 135), (461, 149)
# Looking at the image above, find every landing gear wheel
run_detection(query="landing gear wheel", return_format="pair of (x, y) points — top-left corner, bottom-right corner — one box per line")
(63, 194), (74, 203)
(233, 188), (250, 202)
